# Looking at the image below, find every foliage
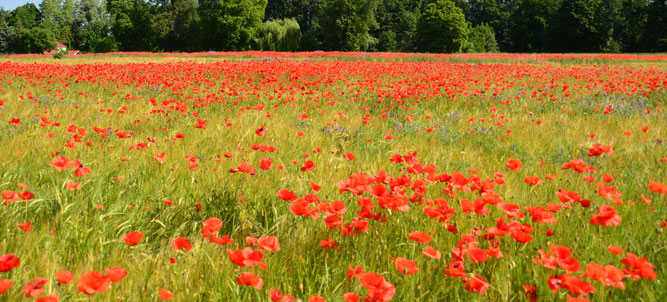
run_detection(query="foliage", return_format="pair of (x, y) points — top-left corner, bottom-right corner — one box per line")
(18, 27), (56, 53)
(106, 0), (153, 51)
(92, 35), (118, 53)
(644, 0), (667, 52)
(0, 0), (665, 53)
(509, 0), (558, 52)
(9, 3), (43, 29)
(199, 0), (268, 51)
(547, 0), (610, 52)
(415, 0), (468, 53)
(75, 0), (112, 52)
(255, 18), (301, 51)
(0, 18), (20, 53)
(465, 23), (498, 53)
(373, 0), (419, 52)
(320, 0), (378, 51)
(53, 49), (66, 58)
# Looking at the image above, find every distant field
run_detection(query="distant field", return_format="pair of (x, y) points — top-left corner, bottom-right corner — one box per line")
(0, 52), (665, 301)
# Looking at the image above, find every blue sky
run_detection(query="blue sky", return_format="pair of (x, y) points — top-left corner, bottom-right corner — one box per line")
(1, 1), (40, 11)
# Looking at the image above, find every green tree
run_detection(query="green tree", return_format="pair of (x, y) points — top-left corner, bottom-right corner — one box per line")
(320, 0), (378, 51)
(509, 0), (558, 52)
(644, 0), (667, 52)
(19, 27), (56, 53)
(40, 0), (76, 46)
(199, 0), (267, 50)
(0, 9), (20, 53)
(615, 0), (648, 52)
(74, 0), (113, 52)
(171, 0), (201, 51)
(415, 0), (468, 53)
(264, 0), (326, 50)
(467, 0), (503, 31)
(40, 0), (61, 35)
(465, 23), (498, 52)
(548, 0), (610, 52)
(106, 0), (153, 51)
(373, 0), (420, 52)
(255, 18), (300, 51)
(9, 3), (43, 29)
(148, 0), (202, 52)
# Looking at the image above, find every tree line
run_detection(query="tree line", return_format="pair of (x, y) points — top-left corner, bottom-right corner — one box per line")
(0, 0), (665, 54)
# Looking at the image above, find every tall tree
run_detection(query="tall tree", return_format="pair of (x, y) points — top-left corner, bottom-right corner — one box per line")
(548, 0), (611, 52)
(9, 3), (43, 30)
(320, 0), (378, 51)
(74, 0), (113, 52)
(415, 0), (468, 53)
(644, 0), (667, 52)
(19, 27), (56, 53)
(373, 0), (420, 52)
(106, 0), (153, 50)
(466, 23), (498, 52)
(171, 0), (201, 51)
(509, 0), (558, 52)
(255, 18), (301, 51)
(264, 0), (326, 50)
(0, 9), (20, 53)
(41, 0), (77, 46)
(199, 0), (267, 51)
(615, 0), (648, 52)
(467, 0), (503, 30)
(149, 0), (201, 52)
(40, 0), (61, 35)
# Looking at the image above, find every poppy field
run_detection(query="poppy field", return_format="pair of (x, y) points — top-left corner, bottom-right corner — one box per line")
(0, 53), (666, 301)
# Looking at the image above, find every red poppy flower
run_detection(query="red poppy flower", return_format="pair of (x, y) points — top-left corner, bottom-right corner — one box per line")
(589, 206), (622, 227)
(227, 247), (267, 269)
(158, 289), (174, 300)
(35, 295), (59, 302)
(505, 158), (522, 171)
(259, 157), (273, 170)
(394, 257), (419, 275)
(524, 176), (542, 186)
(55, 270), (74, 284)
(647, 180), (666, 195)
(255, 124), (266, 136)
(421, 246), (441, 259)
(277, 189), (298, 201)
(201, 217), (223, 238)
(523, 285), (536, 302)
(342, 292), (361, 302)
(247, 236), (281, 252)
(21, 277), (48, 298)
(18, 221), (33, 232)
(2, 190), (19, 202)
(607, 245), (623, 255)
(105, 267), (127, 282)
(121, 231), (145, 246)
(0, 254), (20, 272)
(464, 275), (489, 294)
(77, 271), (111, 295)
(236, 272), (263, 289)
(408, 231), (431, 243)
(50, 156), (71, 172)
(0, 279), (12, 295)
(358, 272), (395, 302)
(171, 237), (192, 251)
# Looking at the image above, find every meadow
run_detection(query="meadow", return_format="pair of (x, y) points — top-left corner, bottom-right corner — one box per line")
(0, 52), (665, 301)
